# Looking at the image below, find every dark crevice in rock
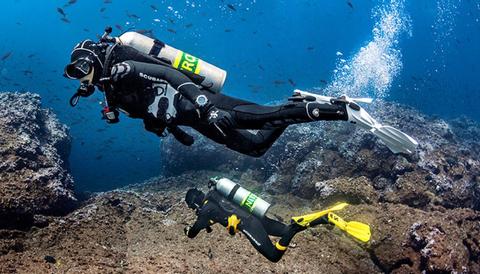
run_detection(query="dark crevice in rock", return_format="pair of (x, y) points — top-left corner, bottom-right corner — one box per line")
(368, 250), (413, 273)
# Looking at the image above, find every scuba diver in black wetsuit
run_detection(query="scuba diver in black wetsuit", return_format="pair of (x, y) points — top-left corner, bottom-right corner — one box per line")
(184, 188), (304, 262)
(63, 28), (418, 156)
(183, 177), (371, 262)
(63, 29), (351, 157)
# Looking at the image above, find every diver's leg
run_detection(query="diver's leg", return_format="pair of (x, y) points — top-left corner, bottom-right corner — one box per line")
(232, 101), (347, 129)
(261, 217), (289, 237)
(207, 92), (347, 129)
(240, 217), (288, 263)
(223, 127), (287, 157)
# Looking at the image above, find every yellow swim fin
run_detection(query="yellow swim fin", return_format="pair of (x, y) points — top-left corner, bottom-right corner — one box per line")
(327, 212), (371, 243)
(291, 202), (349, 227)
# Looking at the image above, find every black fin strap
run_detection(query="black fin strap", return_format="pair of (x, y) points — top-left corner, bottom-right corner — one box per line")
(69, 93), (80, 107)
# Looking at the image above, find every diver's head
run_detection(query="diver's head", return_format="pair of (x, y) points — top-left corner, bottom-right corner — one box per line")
(185, 188), (205, 210)
(64, 40), (106, 86)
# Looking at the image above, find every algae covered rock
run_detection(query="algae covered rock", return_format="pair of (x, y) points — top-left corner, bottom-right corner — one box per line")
(160, 100), (480, 210)
(0, 92), (76, 229)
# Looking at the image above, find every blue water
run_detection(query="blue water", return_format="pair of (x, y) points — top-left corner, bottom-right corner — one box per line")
(0, 0), (479, 191)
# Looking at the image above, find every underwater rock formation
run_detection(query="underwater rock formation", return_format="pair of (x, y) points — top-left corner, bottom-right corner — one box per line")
(160, 101), (480, 210)
(1, 174), (478, 273)
(0, 92), (76, 230)
(1, 94), (479, 273)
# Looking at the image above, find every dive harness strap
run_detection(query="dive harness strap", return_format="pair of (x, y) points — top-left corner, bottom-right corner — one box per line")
(99, 43), (120, 123)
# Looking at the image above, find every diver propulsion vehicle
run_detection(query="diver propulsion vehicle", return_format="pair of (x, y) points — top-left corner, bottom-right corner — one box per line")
(292, 89), (419, 154)
(112, 31), (227, 93)
(209, 177), (271, 218)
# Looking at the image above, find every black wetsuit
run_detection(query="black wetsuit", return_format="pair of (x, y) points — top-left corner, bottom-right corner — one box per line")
(102, 44), (347, 157)
(186, 190), (304, 262)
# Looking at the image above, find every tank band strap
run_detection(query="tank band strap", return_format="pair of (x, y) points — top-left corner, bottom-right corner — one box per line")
(228, 184), (240, 200)
(150, 39), (165, 56)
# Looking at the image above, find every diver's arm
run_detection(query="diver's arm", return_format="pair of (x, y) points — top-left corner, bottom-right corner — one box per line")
(143, 118), (167, 136)
(167, 126), (194, 146)
(186, 203), (216, 238)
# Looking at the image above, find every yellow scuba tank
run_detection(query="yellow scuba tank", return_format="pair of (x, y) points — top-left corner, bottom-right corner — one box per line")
(117, 32), (227, 93)
(210, 177), (271, 218)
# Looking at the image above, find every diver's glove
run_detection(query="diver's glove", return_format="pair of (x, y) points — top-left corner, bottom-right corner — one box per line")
(206, 106), (235, 137)
(101, 107), (119, 124)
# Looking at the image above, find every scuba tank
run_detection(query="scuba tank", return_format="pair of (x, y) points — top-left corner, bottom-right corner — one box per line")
(210, 177), (271, 218)
(117, 31), (227, 93)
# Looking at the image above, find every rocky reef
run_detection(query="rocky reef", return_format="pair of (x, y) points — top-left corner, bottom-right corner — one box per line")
(0, 92), (76, 230)
(161, 101), (480, 210)
(1, 93), (480, 273)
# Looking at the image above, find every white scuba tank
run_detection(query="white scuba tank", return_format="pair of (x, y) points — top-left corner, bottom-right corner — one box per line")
(212, 177), (271, 218)
(117, 32), (227, 93)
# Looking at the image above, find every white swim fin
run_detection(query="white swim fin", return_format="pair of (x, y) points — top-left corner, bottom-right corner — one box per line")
(292, 89), (418, 154)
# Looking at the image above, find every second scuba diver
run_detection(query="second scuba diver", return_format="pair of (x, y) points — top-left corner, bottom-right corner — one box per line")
(184, 177), (371, 262)
(64, 28), (418, 157)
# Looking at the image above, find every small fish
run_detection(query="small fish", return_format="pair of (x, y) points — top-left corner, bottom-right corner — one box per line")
(137, 29), (154, 36)
(104, 0), (112, 3)
(227, 4), (236, 11)
(167, 18), (175, 24)
(64, 0), (77, 7)
(27, 54), (36, 58)
(1, 52), (12, 61)
(267, 43), (272, 48)
(57, 7), (66, 17)
(61, 17), (71, 23)
(307, 46), (315, 51)
(347, 1), (353, 9)
(150, 5), (158, 11)
(95, 155), (103, 160)
(100, 7), (106, 12)
(258, 65), (265, 71)
(273, 80), (285, 85)
(288, 79), (296, 87)
(83, 28), (90, 32)
(126, 12), (140, 19)
(185, 23), (193, 28)
(22, 70), (33, 75)
(320, 79), (327, 84)
(224, 29), (233, 32)
(167, 28), (176, 34)
(115, 24), (123, 31)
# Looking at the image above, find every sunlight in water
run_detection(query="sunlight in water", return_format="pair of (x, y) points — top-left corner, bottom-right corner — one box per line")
(321, 0), (410, 99)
